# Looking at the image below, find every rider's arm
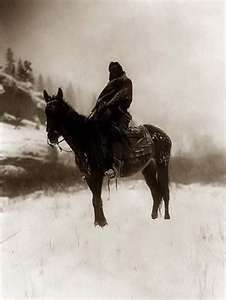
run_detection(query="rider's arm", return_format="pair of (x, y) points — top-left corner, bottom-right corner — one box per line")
(91, 86), (115, 114)
(98, 77), (123, 100)
(91, 90), (115, 114)
(106, 78), (132, 109)
(97, 89), (115, 103)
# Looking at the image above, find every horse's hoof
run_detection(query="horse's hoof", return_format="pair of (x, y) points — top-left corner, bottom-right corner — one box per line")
(151, 214), (158, 220)
(164, 214), (170, 220)
(94, 220), (108, 227)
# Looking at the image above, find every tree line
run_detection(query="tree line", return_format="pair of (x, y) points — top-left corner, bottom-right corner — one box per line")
(1, 47), (77, 106)
(3, 47), (34, 84)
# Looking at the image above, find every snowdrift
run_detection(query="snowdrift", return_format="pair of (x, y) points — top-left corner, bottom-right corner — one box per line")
(0, 181), (224, 298)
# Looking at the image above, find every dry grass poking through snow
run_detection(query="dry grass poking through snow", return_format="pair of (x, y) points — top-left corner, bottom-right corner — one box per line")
(0, 181), (225, 299)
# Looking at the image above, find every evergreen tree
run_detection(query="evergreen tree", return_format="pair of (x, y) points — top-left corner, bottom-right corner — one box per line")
(65, 82), (76, 106)
(23, 60), (34, 84)
(5, 48), (16, 76)
(46, 76), (54, 94)
(16, 59), (34, 84)
(16, 59), (25, 81)
(76, 86), (81, 108)
(37, 74), (45, 92)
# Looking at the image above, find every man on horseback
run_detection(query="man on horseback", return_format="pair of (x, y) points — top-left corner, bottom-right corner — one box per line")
(90, 61), (133, 178)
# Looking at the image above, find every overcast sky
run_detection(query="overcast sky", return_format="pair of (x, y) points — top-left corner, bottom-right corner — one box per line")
(0, 0), (224, 152)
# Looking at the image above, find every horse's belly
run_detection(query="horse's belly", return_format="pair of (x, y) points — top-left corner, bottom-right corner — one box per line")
(118, 154), (153, 177)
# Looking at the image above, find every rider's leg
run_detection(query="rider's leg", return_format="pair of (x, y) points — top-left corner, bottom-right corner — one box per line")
(104, 126), (118, 178)
(104, 131), (124, 178)
(104, 140), (116, 178)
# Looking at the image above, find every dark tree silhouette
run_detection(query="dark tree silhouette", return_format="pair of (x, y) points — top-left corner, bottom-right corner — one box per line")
(23, 60), (34, 84)
(16, 59), (25, 81)
(16, 59), (34, 84)
(4, 48), (16, 76)
(65, 82), (76, 106)
(46, 76), (54, 94)
(37, 74), (45, 92)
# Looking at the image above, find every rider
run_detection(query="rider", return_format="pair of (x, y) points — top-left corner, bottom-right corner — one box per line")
(91, 61), (133, 177)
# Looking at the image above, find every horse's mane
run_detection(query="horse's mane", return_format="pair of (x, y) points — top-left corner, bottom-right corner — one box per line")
(60, 99), (98, 147)
(60, 98), (103, 169)
(62, 99), (87, 125)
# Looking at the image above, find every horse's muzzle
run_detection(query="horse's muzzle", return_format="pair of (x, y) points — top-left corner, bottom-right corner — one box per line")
(47, 132), (59, 145)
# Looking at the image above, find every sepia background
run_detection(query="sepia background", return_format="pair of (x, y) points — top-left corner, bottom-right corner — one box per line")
(0, 0), (225, 298)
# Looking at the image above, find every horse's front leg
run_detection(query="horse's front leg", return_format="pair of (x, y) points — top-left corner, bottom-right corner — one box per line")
(86, 174), (107, 227)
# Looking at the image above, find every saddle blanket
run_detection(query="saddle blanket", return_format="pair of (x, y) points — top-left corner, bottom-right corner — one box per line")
(127, 125), (154, 158)
(114, 125), (154, 160)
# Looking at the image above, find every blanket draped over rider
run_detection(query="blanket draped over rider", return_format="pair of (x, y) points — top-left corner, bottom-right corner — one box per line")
(91, 61), (133, 131)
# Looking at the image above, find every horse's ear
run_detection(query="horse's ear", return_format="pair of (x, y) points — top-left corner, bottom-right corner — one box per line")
(57, 88), (63, 100)
(43, 90), (50, 102)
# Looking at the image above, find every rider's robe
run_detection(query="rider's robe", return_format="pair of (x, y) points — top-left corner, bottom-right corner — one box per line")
(88, 73), (133, 171)
(95, 72), (133, 130)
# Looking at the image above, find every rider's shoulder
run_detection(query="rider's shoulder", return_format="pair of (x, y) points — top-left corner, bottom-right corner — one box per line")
(109, 73), (132, 87)
(122, 73), (132, 85)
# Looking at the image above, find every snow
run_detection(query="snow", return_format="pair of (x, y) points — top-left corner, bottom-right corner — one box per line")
(0, 181), (225, 299)
(0, 122), (48, 160)
(0, 122), (74, 169)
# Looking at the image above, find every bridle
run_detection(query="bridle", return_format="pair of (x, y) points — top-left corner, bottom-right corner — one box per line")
(47, 131), (72, 153)
(46, 99), (59, 105)
(46, 99), (72, 153)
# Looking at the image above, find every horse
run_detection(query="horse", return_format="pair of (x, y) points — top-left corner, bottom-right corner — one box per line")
(44, 88), (172, 227)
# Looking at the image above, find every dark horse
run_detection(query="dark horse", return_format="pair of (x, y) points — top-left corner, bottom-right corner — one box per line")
(44, 88), (172, 227)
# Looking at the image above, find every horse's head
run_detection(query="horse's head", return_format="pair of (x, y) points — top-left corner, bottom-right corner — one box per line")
(44, 88), (65, 145)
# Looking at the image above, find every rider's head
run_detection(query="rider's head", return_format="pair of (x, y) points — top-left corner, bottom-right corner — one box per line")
(109, 61), (124, 80)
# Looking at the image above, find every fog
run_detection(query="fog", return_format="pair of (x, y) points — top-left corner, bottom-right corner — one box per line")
(0, 0), (225, 153)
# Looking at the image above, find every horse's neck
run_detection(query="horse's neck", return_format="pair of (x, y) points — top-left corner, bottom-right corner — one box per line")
(60, 108), (88, 153)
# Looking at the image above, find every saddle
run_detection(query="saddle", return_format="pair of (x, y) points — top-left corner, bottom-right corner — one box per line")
(76, 122), (154, 178)
(113, 124), (154, 161)
(110, 124), (154, 177)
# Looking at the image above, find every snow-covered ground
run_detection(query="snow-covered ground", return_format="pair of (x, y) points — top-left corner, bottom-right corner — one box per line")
(0, 122), (74, 164)
(0, 123), (76, 190)
(0, 180), (225, 299)
(0, 122), (47, 160)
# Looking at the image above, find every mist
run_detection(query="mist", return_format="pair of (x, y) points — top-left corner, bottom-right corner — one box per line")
(0, 0), (225, 154)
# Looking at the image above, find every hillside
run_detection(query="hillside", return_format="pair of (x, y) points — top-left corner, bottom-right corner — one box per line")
(0, 71), (45, 124)
(0, 122), (80, 196)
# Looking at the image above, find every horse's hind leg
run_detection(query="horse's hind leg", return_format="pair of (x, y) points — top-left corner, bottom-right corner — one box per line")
(142, 162), (162, 219)
(158, 164), (170, 219)
(86, 174), (107, 227)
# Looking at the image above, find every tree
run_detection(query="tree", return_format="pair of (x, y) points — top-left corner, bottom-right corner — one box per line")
(16, 59), (34, 84)
(65, 82), (76, 106)
(16, 59), (25, 81)
(23, 60), (34, 84)
(37, 74), (45, 92)
(46, 76), (54, 94)
(4, 48), (16, 76)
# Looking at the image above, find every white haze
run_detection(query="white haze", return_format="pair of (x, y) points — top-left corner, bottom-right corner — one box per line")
(0, 0), (225, 153)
